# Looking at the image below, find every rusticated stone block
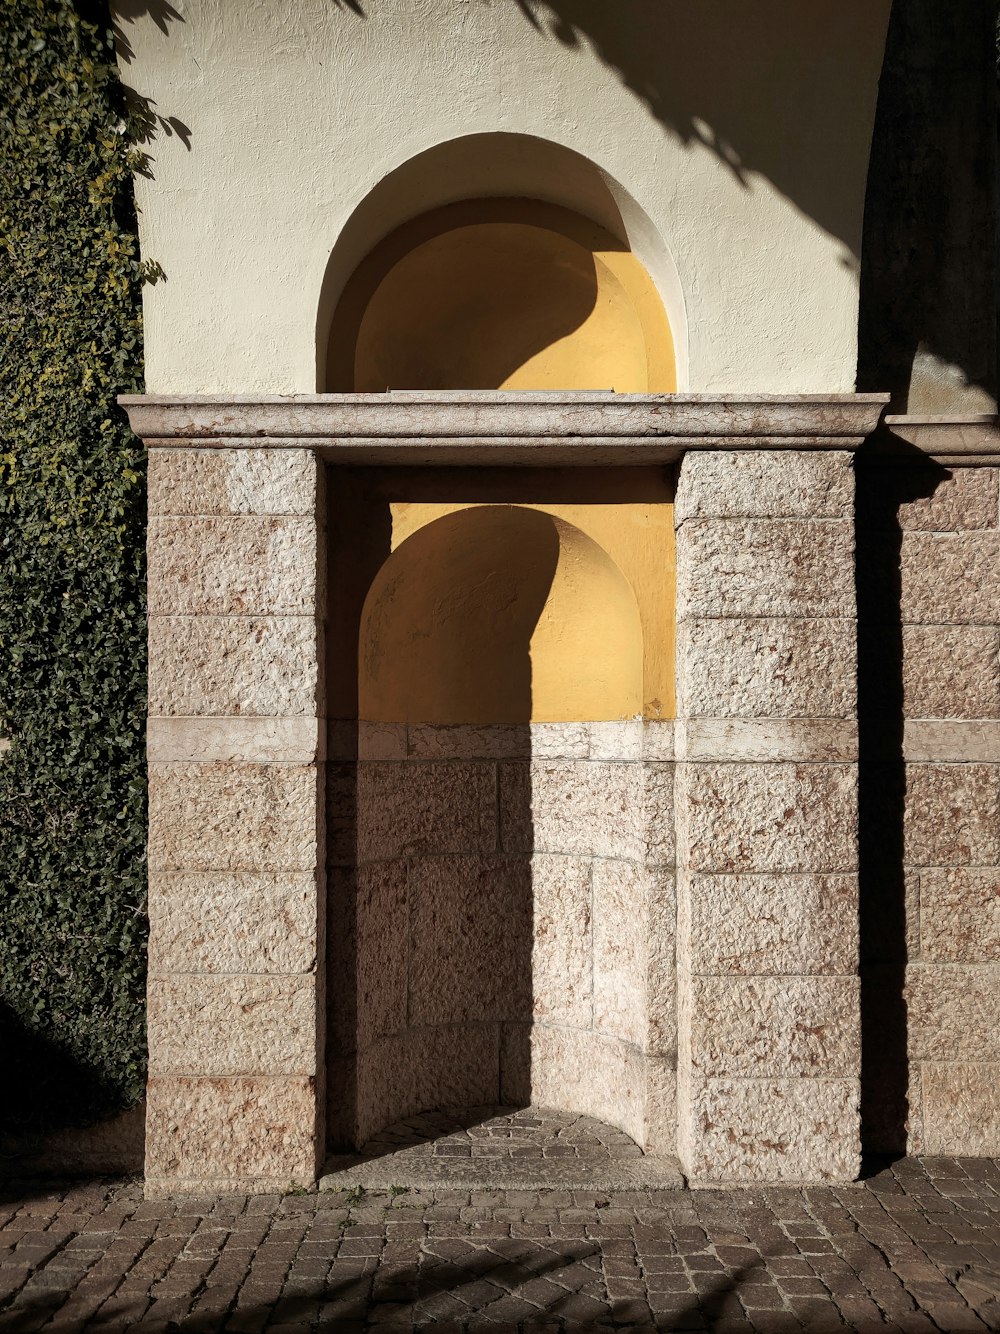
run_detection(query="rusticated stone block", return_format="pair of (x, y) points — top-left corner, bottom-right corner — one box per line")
(683, 1077), (860, 1182)
(148, 762), (320, 872)
(145, 1076), (318, 1193)
(644, 1056), (677, 1155)
(147, 871), (317, 975)
(676, 450), (853, 522)
(921, 1063), (1000, 1155)
(900, 532), (1000, 625)
(644, 762), (675, 867)
(689, 976), (859, 1077)
(148, 616), (320, 718)
(903, 764), (1000, 866)
(906, 964), (1000, 1061)
(593, 859), (646, 1048)
(676, 519), (855, 620)
(647, 868), (677, 1058)
(355, 1025), (501, 1147)
(678, 618), (857, 719)
(148, 448), (318, 516)
(147, 516), (319, 616)
(920, 868), (1000, 963)
(688, 874), (858, 975)
(532, 855), (593, 1029)
(681, 763), (857, 874)
(147, 975), (316, 1076)
(356, 761), (496, 859)
(500, 761), (643, 860)
(408, 855), (533, 1027)
(524, 1026), (646, 1147)
(903, 624), (1000, 720)
(898, 467), (1000, 532)
(353, 861), (409, 1050)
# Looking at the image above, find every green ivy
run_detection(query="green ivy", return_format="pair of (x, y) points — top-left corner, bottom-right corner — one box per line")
(0, 0), (154, 1131)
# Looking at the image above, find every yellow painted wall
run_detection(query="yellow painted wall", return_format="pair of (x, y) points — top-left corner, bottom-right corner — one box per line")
(355, 473), (674, 725)
(334, 200), (675, 393)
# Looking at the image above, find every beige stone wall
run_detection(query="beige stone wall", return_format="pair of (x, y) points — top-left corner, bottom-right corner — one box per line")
(899, 469), (1000, 1154)
(674, 451), (861, 1183)
(326, 720), (675, 1152)
(144, 449), (328, 1195)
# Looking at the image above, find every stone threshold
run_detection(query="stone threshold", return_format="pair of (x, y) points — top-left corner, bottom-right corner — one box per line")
(318, 1153), (686, 1192)
(319, 1106), (686, 1193)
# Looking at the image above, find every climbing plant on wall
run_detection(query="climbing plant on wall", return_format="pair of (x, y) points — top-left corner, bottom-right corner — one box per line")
(0, 0), (156, 1132)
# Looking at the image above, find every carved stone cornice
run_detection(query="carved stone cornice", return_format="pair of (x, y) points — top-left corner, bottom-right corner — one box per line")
(877, 414), (1000, 468)
(119, 392), (889, 466)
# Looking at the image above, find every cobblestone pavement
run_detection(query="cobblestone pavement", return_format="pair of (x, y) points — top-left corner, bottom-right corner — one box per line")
(3, 1158), (1000, 1332)
(352, 1108), (646, 1163)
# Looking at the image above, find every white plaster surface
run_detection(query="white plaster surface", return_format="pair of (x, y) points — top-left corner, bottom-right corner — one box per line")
(118, 1), (889, 396)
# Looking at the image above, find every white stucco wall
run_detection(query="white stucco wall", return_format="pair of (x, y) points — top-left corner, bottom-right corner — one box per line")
(116, 0), (890, 395)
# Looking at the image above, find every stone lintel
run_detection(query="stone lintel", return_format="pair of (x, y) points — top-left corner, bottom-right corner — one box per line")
(119, 392), (889, 461)
(879, 414), (1000, 467)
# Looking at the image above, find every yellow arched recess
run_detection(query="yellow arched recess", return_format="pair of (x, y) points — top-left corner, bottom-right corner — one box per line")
(329, 199), (676, 393)
(359, 506), (643, 725)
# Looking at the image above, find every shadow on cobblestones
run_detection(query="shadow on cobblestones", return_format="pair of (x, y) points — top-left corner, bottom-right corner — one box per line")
(3, 1159), (1000, 1331)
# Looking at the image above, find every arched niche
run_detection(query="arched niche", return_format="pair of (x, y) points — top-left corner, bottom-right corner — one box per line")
(316, 132), (687, 390)
(359, 505), (644, 724)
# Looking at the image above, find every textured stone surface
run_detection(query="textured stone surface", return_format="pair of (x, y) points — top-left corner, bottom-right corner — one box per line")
(679, 718), (858, 762)
(676, 518), (855, 620)
(356, 761), (497, 860)
(354, 1026), (502, 1147)
(592, 859), (646, 1048)
(646, 869), (677, 1058)
(907, 964), (1000, 1061)
(642, 719), (675, 760)
(148, 615), (320, 717)
(897, 466), (1000, 531)
(921, 1063), (1000, 1155)
(147, 871), (317, 975)
(531, 855), (593, 1028)
(903, 623), (1000, 719)
(903, 763), (1000, 866)
(147, 516), (319, 616)
(901, 531), (1000, 625)
(148, 447), (318, 516)
(408, 856), (533, 1027)
(678, 617), (857, 719)
(588, 720), (643, 760)
(688, 873), (858, 975)
(147, 716), (323, 763)
(920, 867), (1000, 963)
(148, 762), (320, 872)
(675, 449), (853, 521)
(681, 762), (857, 873)
(683, 1077), (860, 1183)
(147, 975), (316, 1076)
(904, 719), (1000, 762)
(145, 1075), (318, 1191)
(353, 861), (409, 1051)
(500, 761), (643, 860)
(689, 976), (859, 1077)
(526, 1026), (646, 1148)
(644, 1056), (678, 1155)
(356, 721), (407, 759)
(643, 762), (675, 867)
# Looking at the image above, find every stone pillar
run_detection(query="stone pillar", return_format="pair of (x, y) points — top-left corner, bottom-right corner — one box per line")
(144, 449), (326, 1195)
(674, 451), (861, 1183)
